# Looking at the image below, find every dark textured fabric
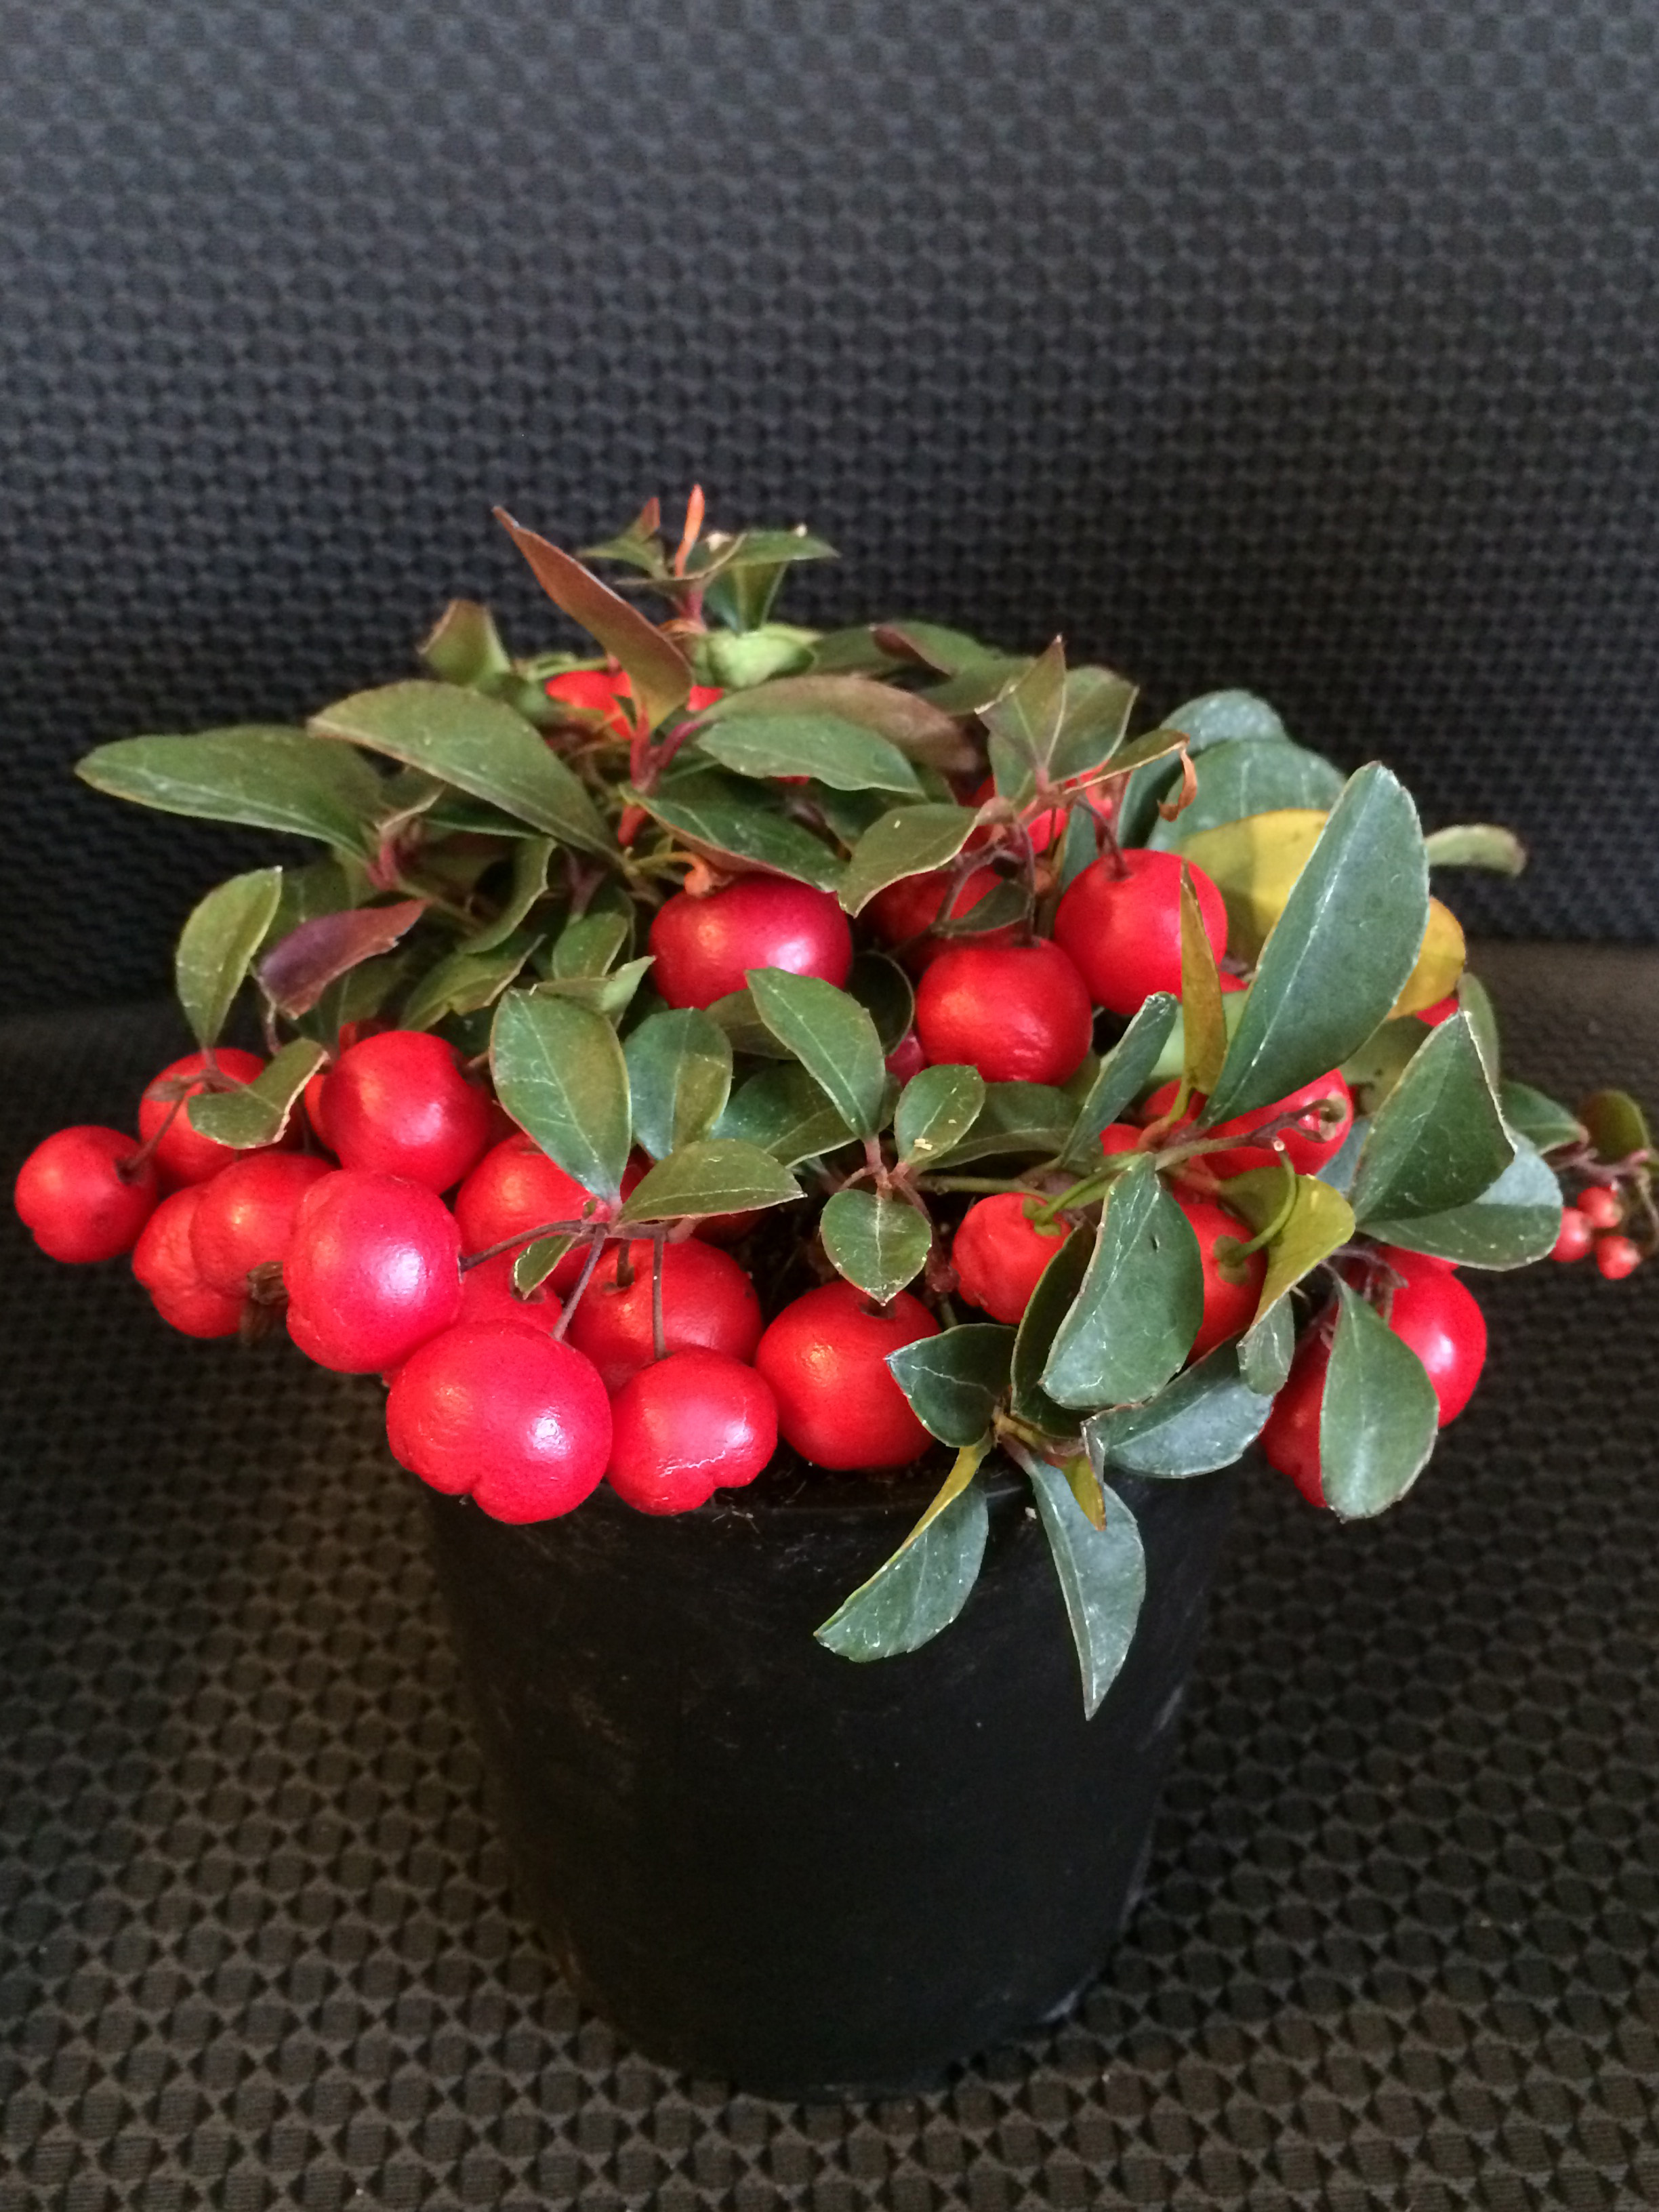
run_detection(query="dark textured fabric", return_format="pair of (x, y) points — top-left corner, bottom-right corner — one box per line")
(2, 944), (1656, 2208)
(4, 1), (1659, 1018)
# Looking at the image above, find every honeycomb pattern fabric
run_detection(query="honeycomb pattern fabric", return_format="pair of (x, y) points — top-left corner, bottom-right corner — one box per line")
(1, 945), (1656, 2209)
(3, 0), (1659, 1016)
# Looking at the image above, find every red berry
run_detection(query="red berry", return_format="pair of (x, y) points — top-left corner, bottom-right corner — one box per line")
(606, 1349), (779, 1513)
(754, 1281), (939, 1470)
(189, 1151), (335, 1296)
(283, 1169), (462, 1373)
(1378, 1248), (1487, 1425)
(321, 1029), (493, 1192)
(1099, 1123), (1142, 1157)
(453, 1250), (563, 1334)
(1551, 1207), (1595, 1263)
(544, 667), (633, 733)
(1258, 1336), (1330, 1505)
(14, 1125), (159, 1263)
(1053, 848), (1227, 1017)
(1172, 1189), (1265, 1358)
(1596, 1234), (1642, 1282)
(885, 1031), (928, 1085)
(302, 1067), (335, 1151)
(1578, 1184), (1624, 1232)
(864, 864), (1010, 971)
(1416, 996), (1460, 1027)
(131, 1186), (245, 1337)
(649, 876), (853, 1010)
(967, 775), (1113, 855)
(566, 1237), (763, 1391)
(386, 1322), (611, 1521)
(1141, 1071), (1355, 1177)
(455, 1136), (599, 1288)
(138, 1048), (276, 1188)
(914, 939), (1093, 1086)
(951, 1192), (1068, 1324)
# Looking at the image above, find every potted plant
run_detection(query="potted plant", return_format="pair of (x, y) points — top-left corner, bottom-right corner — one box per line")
(14, 493), (1652, 2097)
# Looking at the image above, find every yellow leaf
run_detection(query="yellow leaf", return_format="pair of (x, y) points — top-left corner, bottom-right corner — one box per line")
(1178, 808), (1328, 960)
(1389, 897), (1467, 1017)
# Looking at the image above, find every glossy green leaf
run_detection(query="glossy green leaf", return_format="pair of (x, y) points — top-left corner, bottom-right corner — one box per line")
(701, 627), (817, 689)
(1162, 690), (1292, 748)
(1010, 1225), (1094, 1435)
(400, 935), (539, 1031)
(886, 1325), (1015, 1447)
(839, 804), (979, 914)
(1146, 988), (1250, 1087)
(700, 673), (974, 773)
(844, 952), (915, 1052)
(1318, 1282), (1439, 1519)
(712, 1063), (855, 1164)
(1180, 867), (1228, 1097)
(467, 837), (554, 954)
(419, 599), (514, 689)
(310, 682), (613, 856)
(693, 711), (922, 795)
(1349, 1015), (1514, 1223)
(1147, 737), (1345, 850)
(1424, 823), (1527, 876)
(895, 1065), (985, 1166)
(1202, 766), (1429, 1128)
(617, 1138), (800, 1223)
(820, 1189), (933, 1303)
(1059, 995), (1179, 1169)
(1025, 1459), (1147, 1717)
(187, 1038), (326, 1149)
(1581, 1088), (1653, 1165)
(815, 1445), (991, 1662)
(77, 729), (386, 857)
(1367, 1137), (1562, 1268)
(550, 909), (630, 978)
(1048, 665), (1138, 784)
(983, 639), (1067, 794)
(1500, 1080), (1586, 1153)
(533, 956), (654, 1019)
(1238, 1296), (1296, 1395)
(1458, 971), (1500, 1081)
(514, 1233), (579, 1294)
(703, 987), (797, 1059)
(1084, 1342), (1271, 1479)
(747, 968), (886, 1138)
(495, 508), (693, 732)
(259, 899), (428, 1020)
(627, 769), (844, 893)
(1042, 1158), (1205, 1410)
(933, 1082), (1075, 1167)
(491, 991), (632, 1201)
(174, 868), (283, 1050)
(623, 1009), (733, 1162)
(1340, 1014), (1430, 1115)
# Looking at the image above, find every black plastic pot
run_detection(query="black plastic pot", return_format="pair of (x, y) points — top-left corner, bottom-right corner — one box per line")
(426, 1454), (1236, 2099)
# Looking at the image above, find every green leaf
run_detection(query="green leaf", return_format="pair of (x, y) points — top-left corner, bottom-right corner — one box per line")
(839, 804), (979, 915)
(467, 837), (554, 954)
(1349, 1015), (1514, 1224)
(933, 1082), (1075, 1167)
(1059, 995), (1179, 1170)
(310, 682), (613, 857)
(534, 956), (654, 1019)
(844, 952), (915, 1052)
(712, 1063), (855, 1164)
(1025, 1460), (1147, 1717)
(886, 1325), (1015, 1447)
(1180, 867), (1228, 1097)
(623, 1010), (733, 1162)
(1202, 765), (1429, 1129)
(1161, 689), (1292, 748)
(1146, 988), (1250, 1088)
(1238, 1296), (1296, 1395)
(1223, 1164), (1354, 1351)
(703, 987), (797, 1059)
(1084, 1342), (1273, 1479)
(1580, 1088), (1653, 1165)
(550, 909), (630, 978)
(701, 626), (817, 689)
(401, 935), (539, 1031)
(895, 1065), (985, 1166)
(1340, 1013), (1431, 1116)
(693, 712), (922, 795)
(747, 968), (886, 1138)
(258, 899), (428, 1020)
(187, 1038), (326, 1150)
(1011, 1224), (1094, 1434)
(626, 769), (844, 893)
(815, 1445), (991, 1662)
(491, 991), (632, 1201)
(1367, 1137), (1562, 1269)
(820, 1189), (933, 1303)
(1318, 1282), (1439, 1519)
(1424, 823), (1527, 876)
(495, 508), (693, 732)
(1147, 737), (1345, 850)
(616, 1138), (800, 1223)
(1048, 666), (1138, 784)
(700, 673), (974, 774)
(77, 729), (386, 857)
(983, 640), (1067, 794)
(1500, 1080), (1586, 1154)
(1458, 971), (1501, 1081)
(173, 868), (283, 1050)
(1042, 1158), (1205, 1410)
(514, 1233), (579, 1294)
(419, 600), (514, 690)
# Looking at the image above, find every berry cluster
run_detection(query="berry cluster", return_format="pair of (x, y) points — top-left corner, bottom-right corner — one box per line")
(14, 493), (1650, 1705)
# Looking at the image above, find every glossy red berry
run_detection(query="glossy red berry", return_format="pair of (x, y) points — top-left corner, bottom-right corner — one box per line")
(754, 1281), (939, 1471)
(15, 1125), (159, 1263)
(649, 875), (854, 1010)
(452, 1250), (562, 1334)
(1578, 1184), (1624, 1232)
(1416, 996), (1460, 1027)
(1596, 1234), (1642, 1282)
(566, 1237), (763, 1391)
(1258, 1336), (1330, 1505)
(864, 864), (1010, 970)
(544, 667), (634, 733)
(1379, 1248), (1487, 1425)
(284, 1169), (462, 1374)
(1172, 1189), (1265, 1358)
(1053, 848), (1227, 1017)
(885, 1031), (928, 1085)
(131, 1186), (245, 1338)
(606, 1350), (779, 1513)
(1141, 1071), (1355, 1178)
(386, 1322), (612, 1522)
(321, 1029), (493, 1192)
(1099, 1123), (1142, 1158)
(914, 939), (1093, 1086)
(951, 1193), (1068, 1324)
(138, 1048), (275, 1188)
(1551, 1207), (1595, 1263)
(455, 1136), (599, 1288)
(189, 1151), (334, 1296)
